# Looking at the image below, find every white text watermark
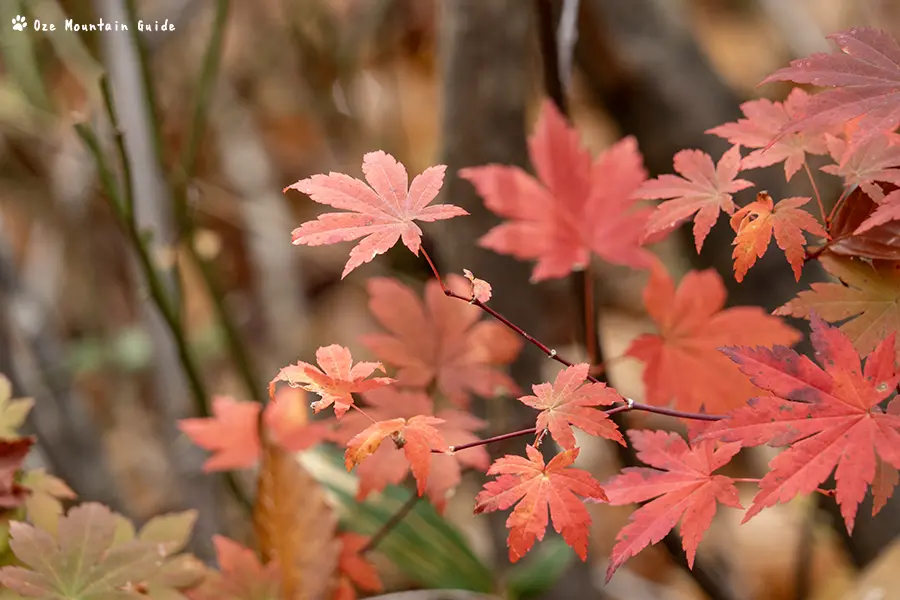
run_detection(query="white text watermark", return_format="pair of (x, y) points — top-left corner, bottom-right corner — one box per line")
(11, 15), (175, 33)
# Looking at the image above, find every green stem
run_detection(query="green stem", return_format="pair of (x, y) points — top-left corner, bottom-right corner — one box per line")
(75, 122), (252, 512)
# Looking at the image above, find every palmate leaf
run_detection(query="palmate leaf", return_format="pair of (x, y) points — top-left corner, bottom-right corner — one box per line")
(638, 145), (753, 252)
(286, 151), (468, 278)
(762, 27), (900, 141)
(707, 88), (834, 180)
(333, 388), (488, 512)
(187, 537), (281, 600)
(517, 363), (624, 450)
(603, 430), (742, 581)
(178, 396), (261, 472)
(730, 192), (827, 282)
(360, 275), (521, 407)
(700, 315), (900, 532)
(344, 416), (448, 497)
(271, 345), (394, 419)
(775, 254), (900, 362)
(474, 446), (607, 563)
(626, 260), (800, 413)
(460, 99), (653, 281)
(0, 503), (167, 599)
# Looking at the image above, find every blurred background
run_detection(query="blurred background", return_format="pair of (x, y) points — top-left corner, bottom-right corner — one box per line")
(1, 0), (899, 599)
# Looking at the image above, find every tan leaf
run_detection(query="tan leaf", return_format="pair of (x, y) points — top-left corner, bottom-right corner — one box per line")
(254, 436), (340, 600)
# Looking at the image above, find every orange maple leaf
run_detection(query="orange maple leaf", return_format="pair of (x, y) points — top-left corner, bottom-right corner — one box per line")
(474, 445), (607, 562)
(285, 151), (468, 278)
(517, 363), (625, 450)
(334, 388), (488, 511)
(270, 345), (395, 418)
(626, 260), (800, 413)
(179, 397), (260, 472)
(603, 430), (742, 581)
(360, 275), (522, 407)
(344, 415), (448, 497)
(730, 191), (827, 282)
(700, 315), (900, 532)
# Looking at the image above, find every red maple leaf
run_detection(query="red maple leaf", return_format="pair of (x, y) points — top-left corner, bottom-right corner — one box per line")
(626, 260), (800, 413)
(189, 536), (281, 600)
(360, 275), (522, 407)
(270, 344), (395, 418)
(332, 533), (382, 600)
(474, 445), (607, 562)
(707, 88), (833, 180)
(603, 430), (742, 581)
(638, 145), (753, 252)
(730, 192), (827, 282)
(286, 151), (468, 278)
(0, 437), (33, 508)
(333, 387), (488, 511)
(761, 27), (900, 141)
(820, 131), (900, 201)
(179, 397), (260, 472)
(459, 99), (653, 281)
(517, 363), (625, 450)
(344, 414), (448, 497)
(700, 314), (900, 532)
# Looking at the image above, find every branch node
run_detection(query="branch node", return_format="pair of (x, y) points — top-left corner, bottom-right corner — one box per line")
(548, 349), (557, 358)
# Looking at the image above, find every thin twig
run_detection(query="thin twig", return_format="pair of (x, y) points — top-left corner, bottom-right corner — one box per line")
(179, 0), (230, 188)
(160, 0), (262, 403)
(75, 122), (252, 513)
(99, 76), (134, 223)
(360, 492), (420, 554)
(584, 260), (597, 368)
(421, 251), (723, 423)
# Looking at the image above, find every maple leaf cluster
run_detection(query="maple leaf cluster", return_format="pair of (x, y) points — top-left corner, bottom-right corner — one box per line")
(168, 23), (900, 589)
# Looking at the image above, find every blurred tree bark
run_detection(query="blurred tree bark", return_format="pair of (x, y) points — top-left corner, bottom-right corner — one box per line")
(0, 228), (124, 511)
(435, 2), (606, 598)
(575, 0), (802, 309)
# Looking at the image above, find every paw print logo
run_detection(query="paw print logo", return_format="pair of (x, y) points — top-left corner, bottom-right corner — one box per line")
(11, 15), (27, 31)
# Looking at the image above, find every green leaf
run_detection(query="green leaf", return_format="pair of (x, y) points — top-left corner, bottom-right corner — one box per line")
(505, 537), (575, 599)
(302, 448), (494, 592)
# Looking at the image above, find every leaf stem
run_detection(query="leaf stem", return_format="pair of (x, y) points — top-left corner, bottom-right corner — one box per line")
(583, 261), (598, 368)
(420, 247), (446, 290)
(435, 399), (722, 455)
(826, 185), (854, 227)
(803, 160), (826, 224)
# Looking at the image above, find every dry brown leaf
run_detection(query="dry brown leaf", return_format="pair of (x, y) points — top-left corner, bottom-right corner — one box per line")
(254, 434), (341, 600)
